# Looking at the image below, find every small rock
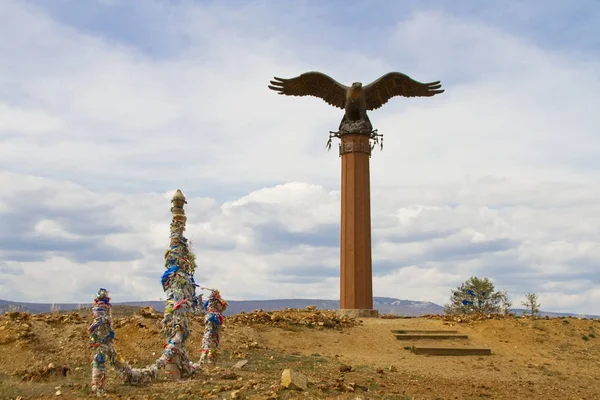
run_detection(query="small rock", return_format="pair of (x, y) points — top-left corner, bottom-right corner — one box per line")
(231, 390), (241, 399)
(281, 369), (308, 391)
(55, 390), (61, 396)
(389, 365), (397, 372)
(339, 364), (353, 373)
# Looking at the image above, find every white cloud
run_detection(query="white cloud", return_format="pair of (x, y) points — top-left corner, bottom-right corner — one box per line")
(0, 1), (599, 314)
(1, 170), (600, 314)
(0, 104), (63, 135)
(33, 219), (79, 239)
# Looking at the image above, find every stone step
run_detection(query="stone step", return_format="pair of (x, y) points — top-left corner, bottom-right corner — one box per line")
(394, 334), (469, 340)
(411, 346), (492, 356)
(391, 329), (459, 334)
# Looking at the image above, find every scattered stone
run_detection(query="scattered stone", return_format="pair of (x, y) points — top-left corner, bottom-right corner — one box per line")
(389, 365), (398, 372)
(281, 369), (308, 391)
(227, 309), (360, 330)
(232, 360), (248, 369)
(339, 364), (353, 373)
(323, 318), (335, 328)
(14, 363), (70, 382)
(138, 306), (161, 319)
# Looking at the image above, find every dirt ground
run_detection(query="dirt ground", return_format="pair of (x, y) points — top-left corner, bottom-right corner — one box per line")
(1, 308), (599, 399)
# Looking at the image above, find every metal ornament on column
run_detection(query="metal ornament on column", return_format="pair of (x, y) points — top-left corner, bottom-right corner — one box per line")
(268, 71), (444, 316)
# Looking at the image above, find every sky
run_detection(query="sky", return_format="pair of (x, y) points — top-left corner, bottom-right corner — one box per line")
(1, 0), (600, 314)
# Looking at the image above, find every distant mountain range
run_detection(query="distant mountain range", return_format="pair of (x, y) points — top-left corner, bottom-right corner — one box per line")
(1, 297), (598, 318)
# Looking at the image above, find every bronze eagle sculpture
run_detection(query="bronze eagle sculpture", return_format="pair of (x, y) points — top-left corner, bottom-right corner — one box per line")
(268, 71), (444, 134)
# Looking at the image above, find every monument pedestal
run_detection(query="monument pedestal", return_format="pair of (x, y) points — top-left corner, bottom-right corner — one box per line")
(336, 309), (379, 318)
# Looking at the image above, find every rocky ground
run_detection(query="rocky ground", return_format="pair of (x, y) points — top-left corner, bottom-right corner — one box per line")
(1, 307), (599, 399)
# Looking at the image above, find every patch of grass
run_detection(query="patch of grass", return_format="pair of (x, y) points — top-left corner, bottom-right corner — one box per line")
(249, 349), (328, 373)
(532, 321), (548, 331)
(0, 382), (22, 400)
(582, 335), (589, 341)
(0, 375), (92, 399)
(562, 319), (570, 324)
(367, 379), (381, 391)
(350, 364), (370, 373)
(396, 330), (407, 334)
(589, 333), (596, 339)
(539, 366), (561, 376)
(403, 346), (412, 351)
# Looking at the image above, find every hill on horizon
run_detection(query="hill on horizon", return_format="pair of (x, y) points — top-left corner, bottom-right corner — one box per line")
(1, 297), (598, 318)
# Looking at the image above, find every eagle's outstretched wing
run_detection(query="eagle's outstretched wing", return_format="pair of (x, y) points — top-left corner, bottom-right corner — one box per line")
(268, 72), (348, 109)
(363, 72), (444, 111)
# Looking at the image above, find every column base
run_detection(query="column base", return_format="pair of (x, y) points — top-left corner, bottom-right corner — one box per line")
(336, 309), (379, 318)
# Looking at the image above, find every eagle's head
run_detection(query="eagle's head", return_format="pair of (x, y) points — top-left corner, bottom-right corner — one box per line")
(349, 82), (363, 99)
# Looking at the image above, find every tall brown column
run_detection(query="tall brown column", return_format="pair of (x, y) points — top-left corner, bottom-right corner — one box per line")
(338, 134), (378, 317)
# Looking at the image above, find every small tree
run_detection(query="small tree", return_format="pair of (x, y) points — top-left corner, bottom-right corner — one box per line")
(7, 304), (23, 313)
(521, 293), (541, 318)
(444, 276), (509, 315)
(500, 290), (513, 315)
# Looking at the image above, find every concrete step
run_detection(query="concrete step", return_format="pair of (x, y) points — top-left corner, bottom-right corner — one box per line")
(394, 334), (469, 340)
(391, 329), (459, 334)
(411, 346), (492, 356)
